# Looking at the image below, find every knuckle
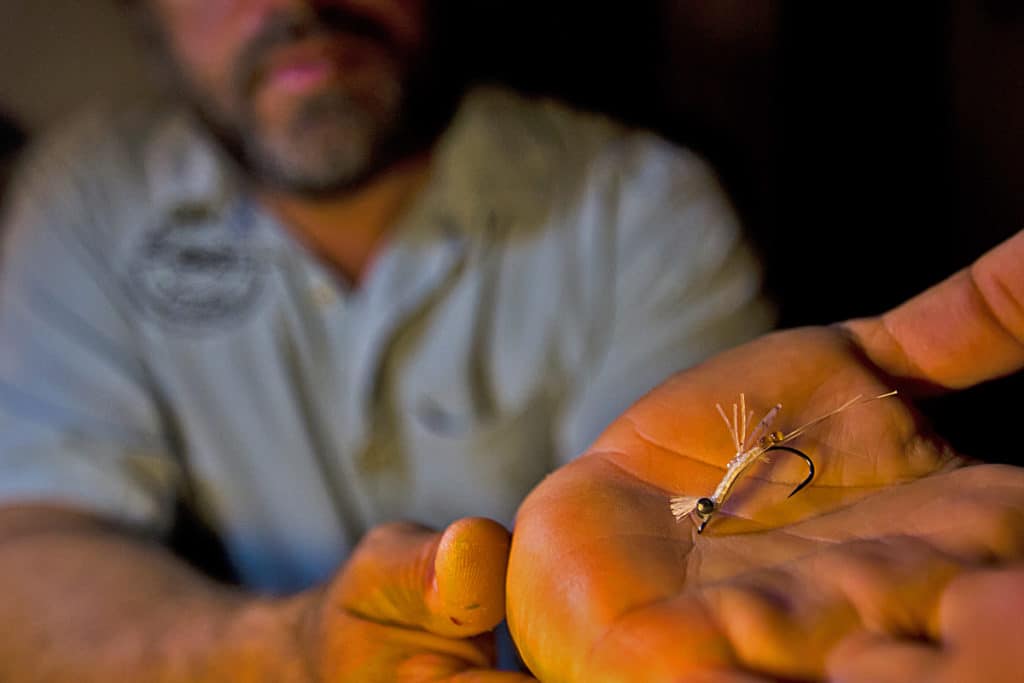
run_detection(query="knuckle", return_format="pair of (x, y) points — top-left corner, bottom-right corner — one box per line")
(811, 537), (957, 632)
(948, 567), (1024, 612)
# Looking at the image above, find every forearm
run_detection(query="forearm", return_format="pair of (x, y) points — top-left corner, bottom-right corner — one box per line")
(0, 505), (314, 683)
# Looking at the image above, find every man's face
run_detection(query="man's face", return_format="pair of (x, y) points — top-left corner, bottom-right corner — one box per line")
(149, 0), (435, 194)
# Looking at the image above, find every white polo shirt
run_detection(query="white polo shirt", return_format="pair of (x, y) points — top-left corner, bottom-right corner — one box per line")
(0, 88), (771, 592)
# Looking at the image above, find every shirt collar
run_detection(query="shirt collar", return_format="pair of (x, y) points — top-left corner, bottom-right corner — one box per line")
(414, 86), (559, 237)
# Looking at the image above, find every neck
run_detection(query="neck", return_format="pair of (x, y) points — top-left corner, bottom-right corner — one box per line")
(259, 153), (432, 286)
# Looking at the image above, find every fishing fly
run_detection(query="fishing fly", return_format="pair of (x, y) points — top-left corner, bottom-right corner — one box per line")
(670, 390), (898, 533)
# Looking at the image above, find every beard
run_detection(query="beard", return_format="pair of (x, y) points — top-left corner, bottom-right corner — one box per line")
(231, 64), (408, 196)
(162, 4), (463, 197)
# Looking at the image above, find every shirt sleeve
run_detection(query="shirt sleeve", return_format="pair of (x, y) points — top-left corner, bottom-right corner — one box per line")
(0, 134), (181, 534)
(556, 133), (775, 463)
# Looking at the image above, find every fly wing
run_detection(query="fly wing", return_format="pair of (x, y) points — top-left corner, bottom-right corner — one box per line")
(716, 402), (740, 451)
(742, 403), (782, 451)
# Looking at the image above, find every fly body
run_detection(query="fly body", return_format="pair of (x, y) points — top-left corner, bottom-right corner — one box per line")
(670, 390), (897, 533)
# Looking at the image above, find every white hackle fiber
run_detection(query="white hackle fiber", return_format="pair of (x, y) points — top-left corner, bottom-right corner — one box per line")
(669, 495), (700, 521)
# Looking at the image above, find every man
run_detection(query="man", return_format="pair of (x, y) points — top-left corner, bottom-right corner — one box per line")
(0, 1), (769, 679)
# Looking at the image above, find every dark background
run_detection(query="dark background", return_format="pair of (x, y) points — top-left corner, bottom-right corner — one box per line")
(438, 0), (1024, 464)
(2, 1), (1023, 459)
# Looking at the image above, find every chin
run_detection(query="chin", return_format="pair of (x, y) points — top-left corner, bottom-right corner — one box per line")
(247, 103), (391, 194)
(252, 141), (377, 196)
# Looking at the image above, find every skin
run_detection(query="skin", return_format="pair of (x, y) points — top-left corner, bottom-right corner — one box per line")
(9, 3), (1024, 679)
(0, 507), (533, 681)
(0, 2), (536, 681)
(151, 0), (431, 192)
(147, 0), (443, 283)
(827, 565), (1024, 683)
(508, 231), (1024, 682)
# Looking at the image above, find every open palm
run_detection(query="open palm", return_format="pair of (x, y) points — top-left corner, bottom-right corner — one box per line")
(508, 325), (1024, 682)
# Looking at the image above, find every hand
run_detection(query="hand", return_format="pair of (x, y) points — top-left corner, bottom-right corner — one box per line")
(300, 517), (533, 682)
(507, 229), (1024, 682)
(827, 563), (1024, 683)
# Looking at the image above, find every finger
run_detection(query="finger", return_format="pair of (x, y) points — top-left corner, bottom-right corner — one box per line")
(320, 611), (495, 680)
(338, 518), (511, 638)
(787, 465), (1024, 563)
(826, 631), (944, 683)
(843, 230), (1024, 390)
(702, 567), (856, 679)
(427, 517), (511, 635)
(940, 565), (1024, 640)
(577, 570), (851, 683)
(930, 567), (1024, 683)
(397, 653), (536, 682)
(685, 538), (959, 680)
(795, 536), (961, 639)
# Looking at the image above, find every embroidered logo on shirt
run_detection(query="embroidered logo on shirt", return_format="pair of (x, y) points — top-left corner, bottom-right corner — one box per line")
(127, 206), (267, 331)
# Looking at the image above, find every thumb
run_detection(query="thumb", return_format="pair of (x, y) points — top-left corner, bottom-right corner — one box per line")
(844, 229), (1024, 390)
(336, 517), (511, 638)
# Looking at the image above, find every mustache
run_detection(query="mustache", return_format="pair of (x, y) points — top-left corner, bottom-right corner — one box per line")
(232, 5), (400, 97)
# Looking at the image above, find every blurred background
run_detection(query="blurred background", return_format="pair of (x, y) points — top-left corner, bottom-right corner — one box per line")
(2, 0), (1022, 459)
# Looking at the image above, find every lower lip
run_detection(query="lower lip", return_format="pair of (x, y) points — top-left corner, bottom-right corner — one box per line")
(266, 59), (337, 94)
